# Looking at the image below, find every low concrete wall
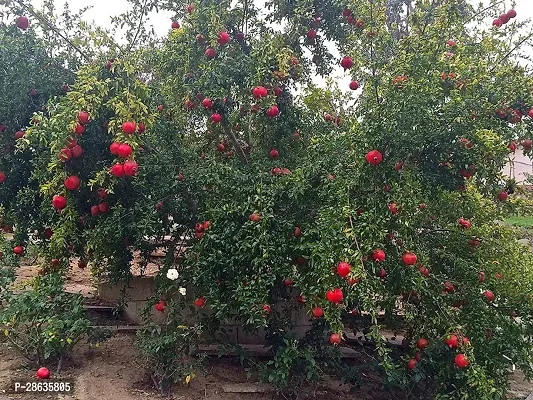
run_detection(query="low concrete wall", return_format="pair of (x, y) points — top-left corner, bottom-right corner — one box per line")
(98, 276), (313, 345)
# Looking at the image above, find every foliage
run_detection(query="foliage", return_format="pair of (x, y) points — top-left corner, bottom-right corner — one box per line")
(1, 0), (533, 398)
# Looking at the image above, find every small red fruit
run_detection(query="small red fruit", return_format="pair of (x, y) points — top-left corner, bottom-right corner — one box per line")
(13, 246), (24, 255)
(266, 105), (279, 118)
(74, 124), (85, 135)
(407, 359), (417, 370)
(479, 271), (485, 282)
(492, 18), (503, 27)
(326, 288), (343, 304)
(194, 297), (206, 308)
(336, 262), (351, 278)
(14, 130), (25, 140)
(52, 195), (67, 210)
(262, 304), (271, 313)
(0, 172), (5, 183)
(64, 175), (80, 191)
(283, 278), (293, 286)
(497, 190), (508, 201)
(444, 281), (455, 293)
(123, 160), (139, 176)
(294, 226), (301, 237)
(378, 268), (387, 278)
(249, 212), (261, 222)
(312, 307), (324, 318)
(171, 21), (180, 29)
(483, 290), (495, 302)
(211, 113), (222, 123)
(98, 202), (109, 213)
(306, 29), (317, 39)
(507, 9), (517, 19)
(216, 143), (226, 152)
(366, 149), (383, 165)
(499, 13), (510, 24)
(118, 143), (133, 158)
(454, 353), (469, 368)
(217, 31), (231, 45)
(16, 16), (29, 30)
(155, 301), (166, 312)
(78, 111), (90, 125)
(111, 164), (125, 177)
(122, 121), (136, 134)
(252, 86), (268, 98)
(91, 205), (100, 216)
(341, 56), (353, 70)
(414, 351), (422, 361)
(36, 367), (50, 379)
(71, 145), (83, 158)
(269, 149), (279, 159)
(402, 252), (417, 266)
(329, 333), (341, 345)
(59, 148), (72, 161)
(110, 142), (120, 155)
(445, 334), (458, 348)
(349, 80), (359, 90)
(205, 48), (216, 58)
(187, 4), (195, 14)
(416, 338), (429, 350)
(202, 97), (213, 109)
(389, 203), (398, 214)
(371, 249), (385, 262)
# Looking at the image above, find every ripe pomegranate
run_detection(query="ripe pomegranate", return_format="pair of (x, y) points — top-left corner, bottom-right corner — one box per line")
(13, 246), (24, 255)
(407, 359), (417, 370)
(236, 32), (245, 40)
(36, 367), (50, 379)
(378, 268), (387, 278)
(123, 160), (139, 176)
(273, 87), (282, 96)
(340, 56), (353, 70)
(216, 143), (226, 152)
(306, 29), (317, 39)
(444, 281), (455, 293)
(492, 18), (503, 27)
(52, 195), (67, 210)
(194, 297), (206, 307)
(98, 202), (109, 213)
(283, 278), (293, 286)
(178, 173), (184, 181)
(272, 167), (282, 176)
(402, 252), (417, 266)
(202, 98), (213, 109)
(217, 31), (231, 45)
(171, 21), (180, 29)
(14, 130), (25, 140)
(110, 164), (125, 177)
(326, 288), (343, 304)
(445, 334), (458, 348)
(64, 175), (80, 191)
(446, 39), (456, 47)
(59, 148), (72, 161)
(312, 307), (323, 318)
(389, 203), (398, 214)
(249, 212), (260, 222)
(71, 145), (83, 158)
(371, 249), (385, 262)
(211, 113), (222, 123)
(74, 124), (85, 135)
(329, 333), (342, 345)
(122, 121), (136, 134)
(118, 143), (133, 158)
(499, 13), (510, 24)
(16, 16), (29, 30)
(78, 111), (90, 125)
(454, 353), (469, 368)
(262, 304), (271, 313)
(336, 261), (351, 277)
(522, 139), (532, 150)
(483, 290), (495, 302)
(497, 190), (508, 201)
(296, 294), (306, 303)
(294, 226), (301, 237)
(458, 218), (471, 229)
(91, 205), (100, 216)
(479, 271), (485, 282)
(418, 266), (429, 277)
(365, 149), (383, 165)
(252, 86), (268, 98)
(507, 9), (517, 18)
(0, 172), (5, 183)
(414, 352), (422, 361)
(269, 149), (279, 159)
(205, 48), (216, 58)
(266, 105), (279, 117)
(349, 80), (359, 90)
(155, 301), (166, 312)
(416, 338), (429, 350)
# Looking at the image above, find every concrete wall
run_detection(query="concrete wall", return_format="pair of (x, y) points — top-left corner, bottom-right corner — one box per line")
(503, 149), (533, 184)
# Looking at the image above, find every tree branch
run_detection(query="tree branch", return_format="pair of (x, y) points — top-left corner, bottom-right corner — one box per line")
(490, 32), (533, 73)
(13, 0), (90, 62)
(222, 120), (248, 163)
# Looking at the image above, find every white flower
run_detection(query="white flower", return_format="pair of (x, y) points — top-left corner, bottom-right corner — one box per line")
(166, 268), (179, 281)
(178, 287), (187, 296)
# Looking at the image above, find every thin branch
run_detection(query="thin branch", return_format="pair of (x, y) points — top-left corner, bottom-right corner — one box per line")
(490, 32), (533, 73)
(126, 0), (150, 54)
(13, 0), (90, 62)
(222, 120), (248, 163)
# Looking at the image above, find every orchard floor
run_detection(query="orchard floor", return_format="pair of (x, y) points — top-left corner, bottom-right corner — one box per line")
(1, 333), (533, 400)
